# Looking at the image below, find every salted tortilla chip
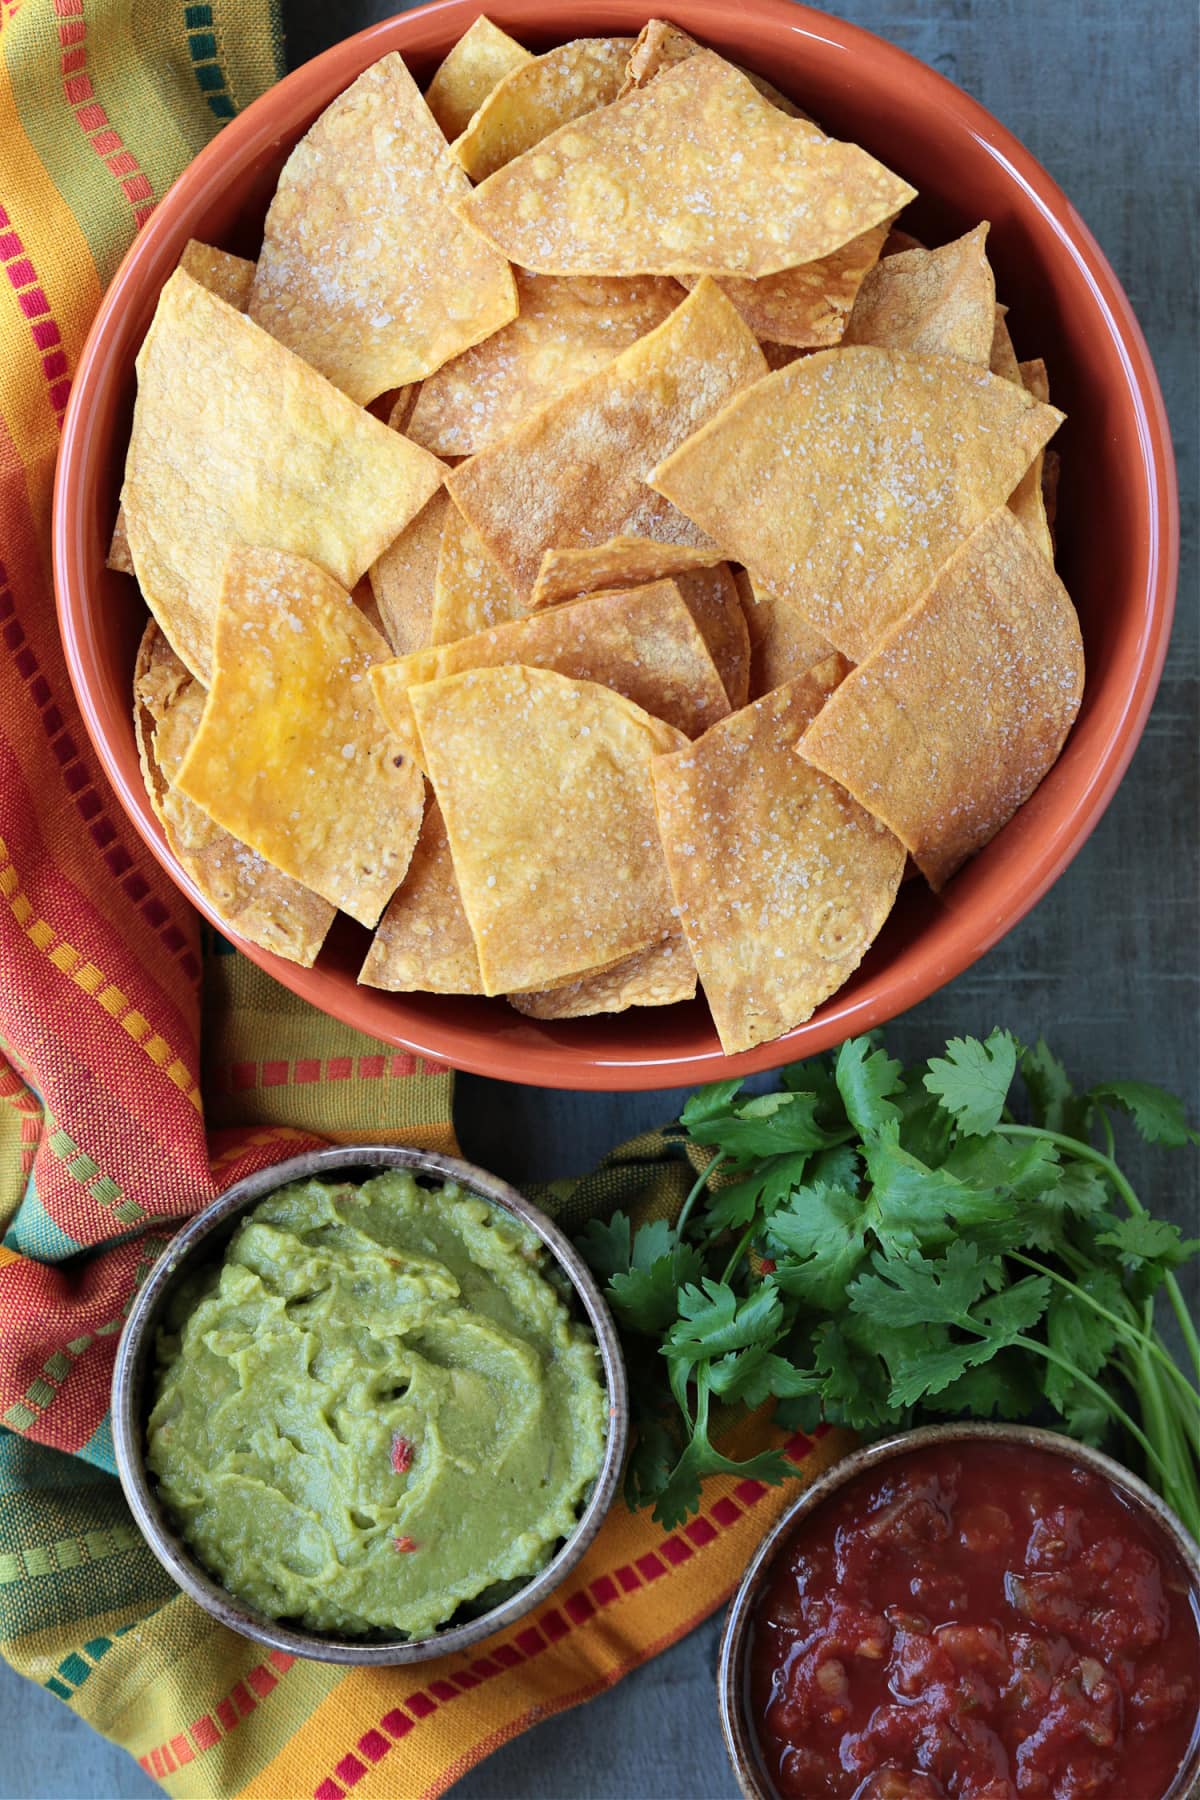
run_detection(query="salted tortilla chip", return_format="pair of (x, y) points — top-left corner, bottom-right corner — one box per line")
(680, 221), (889, 349)
(359, 796), (482, 993)
(882, 226), (925, 257)
(652, 678), (905, 1054)
(176, 548), (424, 927)
(843, 224), (995, 364)
(672, 566), (750, 709)
(123, 270), (445, 681)
(108, 506), (135, 574)
(650, 345), (1064, 661)
(133, 622), (334, 966)
(1010, 357), (1054, 559)
(425, 16), (533, 141)
(735, 569), (845, 700)
(510, 926), (696, 1017)
(447, 280), (766, 599)
(618, 18), (809, 119)
(248, 52), (517, 405)
(432, 500), (525, 643)
(460, 53), (914, 279)
(373, 576), (729, 763)
(369, 487), (450, 654)
(407, 271), (685, 456)
(531, 537), (723, 607)
(178, 240), (255, 311)
(798, 504), (1084, 891)
(410, 664), (685, 994)
(454, 37), (634, 182)
(761, 341), (804, 371)
(988, 304), (1022, 383)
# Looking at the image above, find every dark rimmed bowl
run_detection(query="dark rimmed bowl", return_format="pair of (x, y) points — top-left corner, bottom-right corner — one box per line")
(111, 1144), (628, 1665)
(717, 1422), (1200, 1800)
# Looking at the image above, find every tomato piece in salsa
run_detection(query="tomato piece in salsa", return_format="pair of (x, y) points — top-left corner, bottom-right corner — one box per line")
(748, 1443), (1199, 1800)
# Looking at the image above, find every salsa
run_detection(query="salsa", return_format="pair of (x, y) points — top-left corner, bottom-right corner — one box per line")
(748, 1442), (1199, 1800)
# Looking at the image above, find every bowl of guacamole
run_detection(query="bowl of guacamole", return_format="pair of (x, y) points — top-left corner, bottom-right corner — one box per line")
(112, 1147), (626, 1664)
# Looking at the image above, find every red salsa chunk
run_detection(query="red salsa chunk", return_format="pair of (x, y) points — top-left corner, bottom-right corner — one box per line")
(748, 1443), (1199, 1799)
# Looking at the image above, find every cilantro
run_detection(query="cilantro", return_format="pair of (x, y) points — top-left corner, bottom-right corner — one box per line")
(575, 1033), (1200, 1538)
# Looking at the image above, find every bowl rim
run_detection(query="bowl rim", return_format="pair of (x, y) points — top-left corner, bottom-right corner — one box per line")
(716, 1420), (1200, 1800)
(53, 0), (1180, 1091)
(111, 1142), (630, 1665)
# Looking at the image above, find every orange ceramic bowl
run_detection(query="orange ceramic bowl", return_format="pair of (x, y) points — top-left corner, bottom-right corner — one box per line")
(54, 0), (1178, 1090)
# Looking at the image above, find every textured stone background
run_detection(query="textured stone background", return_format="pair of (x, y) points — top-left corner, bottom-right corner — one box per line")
(3, 0), (1196, 1792)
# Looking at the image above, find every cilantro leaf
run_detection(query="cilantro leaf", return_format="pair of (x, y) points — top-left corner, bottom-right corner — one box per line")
(767, 1184), (867, 1310)
(1021, 1039), (1092, 1138)
(665, 1279), (783, 1366)
(847, 1243), (999, 1328)
(702, 1153), (810, 1235)
(860, 1123), (1003, 1253)
(924, 1030), (1020, 1136)
(1096, 1215), (1200, 1273)
(679, 1078), (745, 1129)
(706, 1346), (821, 1408)
(1041, 1271), (1125, 1415)
(686, 1090), (842, 1163)
(835, 1037), (905, 1137)
(607, 1220), (704, 1334)
(921, 1354), (1041, 1419)
(651, 1434), (791, 1529)
(623, 1410), (682, 1512)
(575, 1210), (632, 1280)
(1089, 1081), (1200, 1148)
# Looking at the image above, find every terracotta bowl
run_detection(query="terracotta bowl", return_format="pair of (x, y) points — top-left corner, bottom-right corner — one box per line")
(54, 0), (1178, 1090)
(111, 1145), (629, 1664)
(717, 1423), (1200, 1800)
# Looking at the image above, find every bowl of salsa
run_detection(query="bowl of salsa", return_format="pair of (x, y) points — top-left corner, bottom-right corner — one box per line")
(718, 1424), (1200, 1800)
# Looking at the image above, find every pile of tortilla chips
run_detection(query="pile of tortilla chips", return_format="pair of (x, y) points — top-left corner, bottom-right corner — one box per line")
(113, 18), (1081, 1055)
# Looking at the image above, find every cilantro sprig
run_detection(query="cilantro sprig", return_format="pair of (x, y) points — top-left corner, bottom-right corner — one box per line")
(576, 1032), (1200, 1535)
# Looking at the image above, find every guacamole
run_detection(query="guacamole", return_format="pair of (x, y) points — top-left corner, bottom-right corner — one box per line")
(147, 1173), (608, 1637)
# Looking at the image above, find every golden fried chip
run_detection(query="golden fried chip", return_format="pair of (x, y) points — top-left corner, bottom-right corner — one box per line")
(735, 569), (846, 700)
(407, 271), (685, 456)
(989, 304), (1022, 383)
(248, 52), (517, 405)
(107, 506), (134, 575)
(373, 576), (729, 761)
(461, 53), (914, 280)
(453, 37), (634, 182)
(359, 796), (482, 993)
(798, 505), (1084, 891)
(133, 622), (334, 966)
(652, 679), (905, 1054)
(369, 487), (451, 654)
(176, 548), (424, 927)
(842, 224), (995, 363)
(425, 15), (533, 141)
(882, 226), (925, 257)
(123, 270), (445, 681)
(673, 566), (750, 709)
(531, 537), (723, 607)
(680, 221), (889, 349)
(410, 664), (685, 994)
(761, 341), (804, 371)
(509, 926), (696, 1017)
(178, 240), (255, 311)
(447, 280), (767, 598)
(618, 18), (808, 118)
(432, 500), (525, 643)
(1011, 357), (1054, 559)
(650, 345), (1064, 661)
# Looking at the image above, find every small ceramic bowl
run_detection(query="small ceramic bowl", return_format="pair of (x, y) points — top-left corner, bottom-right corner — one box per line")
(717, 1422), (1200, 1800)
(111, 1144), (628, 1665)
(54, 0), (1178, 1091)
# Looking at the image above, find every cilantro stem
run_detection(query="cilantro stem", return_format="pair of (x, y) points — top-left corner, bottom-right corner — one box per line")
(720, 1221), (757, 1287)
(997, 1124), (1200, 1382)
(1010, 1333), (1176, 1496)
(675, 1152), (725, 1242)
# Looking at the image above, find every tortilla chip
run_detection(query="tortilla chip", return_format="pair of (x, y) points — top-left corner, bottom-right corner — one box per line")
(509, 926), (696, 1017)
(425, 16), (534, 142)
(798, 505), (1084, 891)
(454, 37), (635, 182)
(176, 548), (424, 927)
(988, 304), (1022, 384)
(369, 487), (450, 655)
(761, 341), (804, 371)
(447, 280), (767, 599)
(1010, 357), (1054, 559)
(108, 506), (135, 574)
(122, 270), (445, 681)
(407, 270), (685, 456)
(672, 566), (750, 709)
(359, 796), (483, 992)
(842, 224), (995, 363)
(432, 500), (525, 643)
(652, 678), (905, 1054)
(410, 664), (685, 994)
(133, 622), (334, 966)
(531, 537), (723, 607)
(248, 52), (517, 405)
(679, 220), (889, 350)
(882, 226), (925, 257)
(650, 345), (1064, 661)
(177, 240), (255, 311)
(460, 53), (915, 279)
(618, 18), (809, 119)
(373, 576), (729, 763)
(735, 568), (845, 700)
(1042, 447), (1061, 539)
